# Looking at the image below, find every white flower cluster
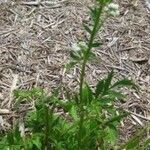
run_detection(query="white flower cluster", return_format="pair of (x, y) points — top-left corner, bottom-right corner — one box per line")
(71, 43), (80, 51)
(105, 3), (120, 17)
(71, 42), (87, 52)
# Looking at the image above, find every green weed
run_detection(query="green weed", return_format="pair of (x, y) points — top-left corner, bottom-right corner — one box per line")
(0, 0), (149, 150)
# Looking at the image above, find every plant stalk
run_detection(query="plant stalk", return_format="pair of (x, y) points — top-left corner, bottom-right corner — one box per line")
(79, 4), (104, 104)
(78, 3), (104, 148)
(44, 106), (50, 150)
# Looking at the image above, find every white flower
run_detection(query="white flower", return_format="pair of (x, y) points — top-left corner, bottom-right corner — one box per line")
(79, 41), (87, 49)
(109, 10), (120, 17)
(71, 42), (87, 51)
(108, 3), (119, 10)
(105, 3), (120, 17)
(71, 43), (80, 51)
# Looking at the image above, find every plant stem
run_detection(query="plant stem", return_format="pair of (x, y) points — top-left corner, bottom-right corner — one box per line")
(78, 3), (104, 148)
(44, 106), (50, 150)
(79, 4), (104, 104)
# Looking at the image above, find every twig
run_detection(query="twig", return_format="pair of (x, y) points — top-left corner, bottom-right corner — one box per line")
(0, 29), (18, 36)
(20, 1), (64, 6)
(8, 74), (19, 108)
(117, 46), (137, 52)
(0, 109), (11, 115)
(105, 64), (128, 71)
(125, 109), (150, 121)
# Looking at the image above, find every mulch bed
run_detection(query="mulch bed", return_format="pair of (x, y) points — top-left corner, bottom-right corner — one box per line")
(0, 0), (150, 142)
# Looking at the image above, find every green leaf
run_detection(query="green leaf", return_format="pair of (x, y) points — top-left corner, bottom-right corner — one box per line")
(50, 97), (74, 112)
(52, 116), (60, 127)
(95, 79), (105, 98)
(7, 132), (14, 145)
(104, 113), (128, 126)
(31, 87), (44, 97)
(82, 83), (93, 104)
(70, 106), (78, 121)
(14, 90), (32, 99)
(70, 51), (81, 60)
(143, 138), (150, 149)
(126, 138), (140, 149)
(88, 51), (96, 60)
(14, 126), (21, 142)
(89, 7), (98, 22)
(97, 0), (112, 4)
(110, 79), (137, 90)
(91, 42), (101, 47)
(107, 90), (125, 100)
(104, 126), (118, 144)
(103, 70), (114, 95)
(98, 97), (113, 106)
(83, 23), (92, 34)
(65, 61), (78, 70)
(32, 136), (42, 149)
(0, 144), (8, 149)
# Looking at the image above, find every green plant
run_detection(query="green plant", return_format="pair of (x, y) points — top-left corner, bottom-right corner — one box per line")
(0, 0), (149, 150)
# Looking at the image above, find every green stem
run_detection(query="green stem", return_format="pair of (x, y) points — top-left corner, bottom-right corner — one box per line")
(79, 4), (104, 104)
(44, 106), (50, 150)
(78, 3), (104, 148)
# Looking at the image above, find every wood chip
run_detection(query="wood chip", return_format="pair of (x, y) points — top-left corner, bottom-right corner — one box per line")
(0, 109), (10, 115)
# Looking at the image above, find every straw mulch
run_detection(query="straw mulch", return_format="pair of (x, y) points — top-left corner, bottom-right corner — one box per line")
(0, 0), (150, 142)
